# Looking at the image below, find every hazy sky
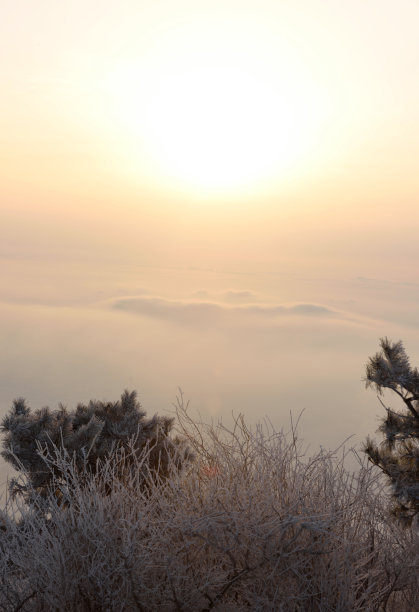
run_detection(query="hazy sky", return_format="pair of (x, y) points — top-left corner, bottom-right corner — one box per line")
(1, 1), (419, 487)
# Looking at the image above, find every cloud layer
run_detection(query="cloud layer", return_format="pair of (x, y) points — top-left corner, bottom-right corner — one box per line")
(113, 296), (337, 325)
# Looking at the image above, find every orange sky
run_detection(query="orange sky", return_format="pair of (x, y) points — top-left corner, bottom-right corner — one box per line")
(2, 1), (419, 275)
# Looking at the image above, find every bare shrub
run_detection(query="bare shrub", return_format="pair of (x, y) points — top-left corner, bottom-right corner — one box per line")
(0, 393), (417, 611)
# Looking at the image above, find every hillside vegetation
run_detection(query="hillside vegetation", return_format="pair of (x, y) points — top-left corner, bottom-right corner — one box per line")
(0, 338), (418, 610)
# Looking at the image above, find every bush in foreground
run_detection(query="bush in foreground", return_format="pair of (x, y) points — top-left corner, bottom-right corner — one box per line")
(0, 393), (417, 611)
(1, 390), (190, 510)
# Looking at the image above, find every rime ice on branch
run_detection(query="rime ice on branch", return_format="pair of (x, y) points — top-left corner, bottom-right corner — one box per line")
(1, 390), (191, 507)
(365, 338), (419, 527)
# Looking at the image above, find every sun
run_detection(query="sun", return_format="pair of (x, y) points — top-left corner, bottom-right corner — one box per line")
(141, 65), (311, 193)
(103, 21), (328, 199)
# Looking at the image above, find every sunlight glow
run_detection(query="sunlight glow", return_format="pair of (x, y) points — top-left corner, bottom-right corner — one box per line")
(103, 21), (329, 198)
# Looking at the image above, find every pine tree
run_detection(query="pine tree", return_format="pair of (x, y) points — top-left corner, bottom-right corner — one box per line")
(365, 338), (419, 526)
(1, 390), (191, 507)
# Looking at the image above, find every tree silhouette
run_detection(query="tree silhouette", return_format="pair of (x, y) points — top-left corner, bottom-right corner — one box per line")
(1, 390), (191, 508)
(365, 338), (419, 526)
